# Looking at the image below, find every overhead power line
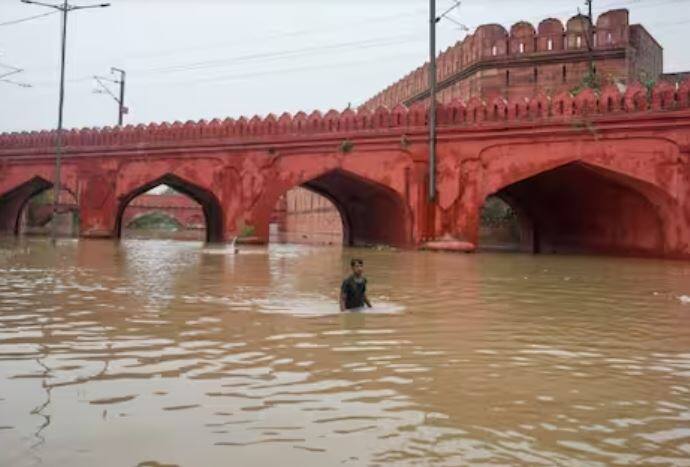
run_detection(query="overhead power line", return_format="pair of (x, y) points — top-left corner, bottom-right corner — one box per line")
(93, 67), (126, 125)
(27, 33), (425, 88)
(135, 51), (423, 88)
(0, 62), (31, 87)
(120, 8), (427, 63)
(0, 10), (58, 27)
(137, 34), (423, 75)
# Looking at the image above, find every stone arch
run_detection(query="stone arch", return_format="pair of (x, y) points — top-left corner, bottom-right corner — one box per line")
(275, 184), (351, 246)
(474, 140), (682, 257)
(0, 176), (79, 235)
(115, 173), (224, 243)
(479, 191), (536, 253)
(257, 167), (412, 247)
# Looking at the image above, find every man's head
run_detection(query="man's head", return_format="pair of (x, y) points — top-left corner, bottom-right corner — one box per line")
(350, 258), (364, 277)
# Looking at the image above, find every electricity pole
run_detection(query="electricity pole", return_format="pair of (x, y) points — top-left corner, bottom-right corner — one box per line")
(20, 0), (110, 244)
(113, 67), (125, 125)
(428, 0), (462, 202)
(429, 0), (437, 202)
(585, 0), (595, 76)
(94, 67), (126, 125)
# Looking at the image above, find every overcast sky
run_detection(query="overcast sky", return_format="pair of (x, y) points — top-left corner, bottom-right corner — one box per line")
(0, 0), (688, 133)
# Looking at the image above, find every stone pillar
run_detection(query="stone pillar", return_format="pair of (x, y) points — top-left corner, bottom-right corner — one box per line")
(78, 174), (117, 239)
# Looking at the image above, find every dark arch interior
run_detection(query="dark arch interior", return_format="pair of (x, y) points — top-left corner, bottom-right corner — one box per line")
(478, 196), (522, 251)
(116, 174), (224, 243)
(0, 177), (79, 237)
(270, 186), (344, 245)
(482, 162), (664, 256)
(270, 170), (410, 247)
(304, 170), (409, 247)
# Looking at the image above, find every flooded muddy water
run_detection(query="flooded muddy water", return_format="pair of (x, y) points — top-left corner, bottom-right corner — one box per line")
(1, 238), (689, 466)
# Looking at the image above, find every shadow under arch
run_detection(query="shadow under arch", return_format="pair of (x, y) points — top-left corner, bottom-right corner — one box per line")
(115, 174), (224, 243)
(0, 176), (79, 235)
(482, 161), (667, 257)
(479, 192), (536, 253)
(274, 169), (411, 247)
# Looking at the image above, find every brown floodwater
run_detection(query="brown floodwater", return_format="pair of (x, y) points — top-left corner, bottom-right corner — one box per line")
(1, 237), (689, 466)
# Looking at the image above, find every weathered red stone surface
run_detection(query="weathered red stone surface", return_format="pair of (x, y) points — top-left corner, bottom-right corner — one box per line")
(364, 9), (668, 109)
(1, 80), (690, 258)
(272, 187), (343, 245)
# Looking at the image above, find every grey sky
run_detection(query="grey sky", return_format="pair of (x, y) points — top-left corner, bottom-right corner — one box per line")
(0, 0), (688, 133)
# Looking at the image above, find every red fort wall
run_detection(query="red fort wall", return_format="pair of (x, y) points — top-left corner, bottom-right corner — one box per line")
(363, 9), (663, 110)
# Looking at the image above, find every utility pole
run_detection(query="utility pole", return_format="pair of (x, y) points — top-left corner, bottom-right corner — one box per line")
(113, 67), (125, 125)
(20, 0), (110, 244)
(94, 67), (126, 125)
(428, 0), (462, 203)
(429, 0), (437, 202)
(585, 0), (595, 76)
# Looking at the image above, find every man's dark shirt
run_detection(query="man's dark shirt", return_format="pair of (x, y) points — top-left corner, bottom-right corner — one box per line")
(341, 274), (367, 310)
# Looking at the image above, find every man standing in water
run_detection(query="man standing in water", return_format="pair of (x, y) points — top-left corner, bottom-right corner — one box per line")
(340, 258), (372, 311)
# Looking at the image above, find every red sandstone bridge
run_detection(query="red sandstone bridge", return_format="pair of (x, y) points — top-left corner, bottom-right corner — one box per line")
(1, 81), (690, 259)
(123, 194), (204, 229)
(25, 193), (204, 231)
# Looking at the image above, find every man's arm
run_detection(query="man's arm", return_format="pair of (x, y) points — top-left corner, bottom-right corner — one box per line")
(363, 279), (372, 308)
(340, 280), (348, 311)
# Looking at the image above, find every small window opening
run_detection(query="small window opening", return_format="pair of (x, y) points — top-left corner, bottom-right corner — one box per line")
(492, 45), (498, 56)
(562, 65), (567, 83)
(519, 42), (525, 53)
(576, 35), (582, 48)
(547, 38), (553, 51)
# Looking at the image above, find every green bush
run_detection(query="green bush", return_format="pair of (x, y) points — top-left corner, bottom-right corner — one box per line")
(240, 224), (255, 237)
(129, 212), (181, 230)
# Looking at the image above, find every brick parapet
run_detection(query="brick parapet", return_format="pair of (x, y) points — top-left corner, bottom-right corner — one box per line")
(0, 80), (689, 152)
(363, 9), (660, 109)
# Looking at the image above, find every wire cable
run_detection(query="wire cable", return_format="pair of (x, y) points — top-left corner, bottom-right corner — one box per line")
(0, 11), (58, 27)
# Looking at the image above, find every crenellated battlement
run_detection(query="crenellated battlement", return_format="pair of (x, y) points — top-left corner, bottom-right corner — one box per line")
(363, 9), (663, 110)
(1, 80), (689, 151)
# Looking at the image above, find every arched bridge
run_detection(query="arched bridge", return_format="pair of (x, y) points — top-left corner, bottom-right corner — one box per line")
(1, 81), (689, 259)
(123, 194), (204, 230)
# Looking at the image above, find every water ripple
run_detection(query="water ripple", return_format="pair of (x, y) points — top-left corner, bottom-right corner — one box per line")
(0, 238), (689, 466)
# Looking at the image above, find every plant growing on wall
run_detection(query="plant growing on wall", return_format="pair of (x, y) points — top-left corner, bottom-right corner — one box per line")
(338, 140), (354, 153)
(571, 69), (602, 95)
(240, 224), (255, 237)
(638, 72), (656, 95)
(400, 134), (411, 150)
